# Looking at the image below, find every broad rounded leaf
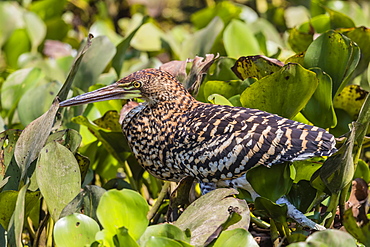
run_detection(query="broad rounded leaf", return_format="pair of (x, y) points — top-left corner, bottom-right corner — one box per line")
(304, 30), (360, 97)
(224, 19), (260, 58)
(36, 141), (81, 221)
(247, 163), (293, 202)
(145, 236), (183, 247)
(139, 224), (190, 246)
(175, 188), (250, 246)
(213, 228), (258, 247)
(208, 94), (233, 106)
(240, 63), (318, 119)
(96, 189), (149, 240)
(54, 213), (100, 247)
(306, 229), (357, 247)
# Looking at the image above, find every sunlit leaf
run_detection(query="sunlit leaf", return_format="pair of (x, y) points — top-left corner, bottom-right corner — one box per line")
(240, 63), (318, 118)
(96, 189), (149, 240)
(36, 142), (81, 221)
(213, 228), (258, 247)
(54, 213), (100, 247)
(224, 19), (260, 59)
(175, 188), (250, 246)
(333, 85), (369, 120)
(139, 224), (190, 246)
(304, 30), (360, 98)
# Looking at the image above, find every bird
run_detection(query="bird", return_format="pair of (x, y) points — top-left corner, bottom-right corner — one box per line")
(60, 68), (337, 229)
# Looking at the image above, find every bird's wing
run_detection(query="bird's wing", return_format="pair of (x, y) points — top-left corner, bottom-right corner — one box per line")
(172, 103), (336, 182)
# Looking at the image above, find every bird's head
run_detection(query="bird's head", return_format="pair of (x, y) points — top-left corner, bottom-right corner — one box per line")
(60, 68), (190, 107)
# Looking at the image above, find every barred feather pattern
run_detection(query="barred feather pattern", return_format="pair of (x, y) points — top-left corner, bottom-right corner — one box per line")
(122, 71), (336, 184)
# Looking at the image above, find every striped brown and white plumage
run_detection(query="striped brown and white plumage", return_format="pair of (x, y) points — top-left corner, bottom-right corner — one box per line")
(61, 68), (336, 188)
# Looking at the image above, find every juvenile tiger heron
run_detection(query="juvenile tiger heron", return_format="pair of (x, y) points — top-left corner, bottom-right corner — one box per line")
(60, 68), (336, 229)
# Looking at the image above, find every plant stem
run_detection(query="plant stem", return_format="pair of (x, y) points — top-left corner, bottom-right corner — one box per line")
(147, 182), (170, 221)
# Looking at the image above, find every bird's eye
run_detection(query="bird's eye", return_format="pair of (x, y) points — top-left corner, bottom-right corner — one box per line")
(133, 81), (142, 88)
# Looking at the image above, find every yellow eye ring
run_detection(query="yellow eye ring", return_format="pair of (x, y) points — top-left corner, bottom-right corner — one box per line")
(133, 81), (142, 88)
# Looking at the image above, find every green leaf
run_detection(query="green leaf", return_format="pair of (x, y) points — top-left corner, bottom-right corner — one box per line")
(0, 190), (40, 230)
(180, 17), (224, 60)
(73, 36), (116, 92)
(231, 56), (283, 80)
(3, 28), (31, 68)
(341, 27), (370, 78)
(306, 229), (357, 247)
(0, 2), (24, 46)
(175, 188), (250, 246)
(96, 189), (149, 240)
(139, 224), (190, 246)
(319, 125), (355, 194)
(223, 19), (260, 59)
(208, 94), (233, 106)
(145, 236), (184, 247)
(24, 12), (46, 52)
(325, 7), (356, 29)
(304, 30), (360, 98)
(247, 163), (293, 202)
(54, 213), (100, 247)
(15, 99), (59, 180)
(240, 63), (318, 119)
(333, 85), (369, 120)
(36, 142), (81, 221)
(342, 209), (370, 247)
(112, 15), (149, 77)
(301, 68), (337, 128)
(114, 227), (140, 247)
(60, 185), (106, 222)
(1, 68), (43, 122)
(18, 81), (61, 126)
(288, 28), (313, 53)
(203, 80), (249, 100)
(213, 228), (258, 247)
(286, 180), (317, 213)
(130, 21), (165, 52)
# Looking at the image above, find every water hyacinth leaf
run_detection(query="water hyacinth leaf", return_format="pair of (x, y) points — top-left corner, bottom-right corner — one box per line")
(342, 209), (370, 247)
(203, 80), (249, 100)
(60, 185), (106, 222)
(292, 160), (322, 183)
(3, 28), (31, 69)
(54, 213), (100, 247)
(139, 224), (190, 246)
(254, 197), (288, 225)
(301, 68), (336, 128)
(0, 129), (22, 190)
(46, 129), (82, 154)
(319, 125), (355, 194)
(18, 81), (61, 126)
(231, 56), (283, 80)
(240, 63), (318, 119)
(208, 94), (233, 106)
(224, 19), (260, 59)
(175, 188), (250, 246)
(24, 12), (46, 52)
(180, 17), (224, 60)
(213, 228), (258, 247)
(307, 229), (357, 247)
(247, 163), (293, 202)
(287, 28), (313, 53)
(145, 236), (183, 247)
(286, 180), (317, 213)
(114, 227), (140, 247)
(96, 189), (149, 240)
(325, 7), (355, 29)
(1, 68), (43, 119)
(112, 16), (149, 77)
(205, 57), (239, 81)
(14, 99), (59, 180)
(130, 21), (165, 52)
(73, 36), (116, 92)
(0, 190), (40, 230)
(333, 85), (369, 120)
(36, 142), (81, 221)
(304, 30), (360, 98)
(341, 27), (370, 78)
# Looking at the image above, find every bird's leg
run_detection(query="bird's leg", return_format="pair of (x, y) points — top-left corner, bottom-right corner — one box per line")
(200, 175), (326, 230)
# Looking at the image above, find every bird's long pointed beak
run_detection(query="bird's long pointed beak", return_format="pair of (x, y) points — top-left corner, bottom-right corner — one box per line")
(59, 82), (141, 107)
